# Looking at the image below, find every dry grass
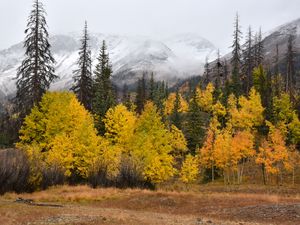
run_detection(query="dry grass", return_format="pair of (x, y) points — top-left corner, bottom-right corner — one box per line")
(1, 184), (300, 225)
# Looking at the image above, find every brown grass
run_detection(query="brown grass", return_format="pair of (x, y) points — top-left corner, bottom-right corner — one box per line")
(1, 184), (300, 225)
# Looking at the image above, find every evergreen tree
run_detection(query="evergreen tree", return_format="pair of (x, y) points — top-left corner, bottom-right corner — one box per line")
(204, 56), (210, 86)
(285, 30), (297, 100)
(230, 13), (243, 96)
(242, 26), (254, 94)
(15, 0), (57, 118)
(274, 43), (280, 76)
(170, 90), (182, 129)
(71, 21), (93, 111)
(254, 28), (264, 67)
(136, 74), (147, 114)
(93, 40), (115, 133)
(149, 72), (155, 101)
(214, 49), (222, 99)
(122, 83), (131, 109)
(186, 91), (207, 154)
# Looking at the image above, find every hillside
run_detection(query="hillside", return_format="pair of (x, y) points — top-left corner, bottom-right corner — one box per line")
(0, 33), (217, 99)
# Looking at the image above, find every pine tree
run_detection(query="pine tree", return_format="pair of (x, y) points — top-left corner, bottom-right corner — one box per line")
(285, 30), (297, 100)
(214, 49), (222, 99)
(230, 13), (243, 96)
(186, 91), (207, 154)
(15, 0), (57, 118)
(254, 28), (264, 67)
(204, 56), (210, 86)
(242, 26), (254, 95)
(136, 74), (147, 114)
(93, 40), (115, 133)
(149, 72), (155, 101)
(170, 90), (182, 129)
(122, 84), (132, 109)
(71, 21), (93, 111)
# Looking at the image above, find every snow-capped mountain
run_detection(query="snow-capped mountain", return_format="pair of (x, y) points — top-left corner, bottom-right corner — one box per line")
(0, 33), (217, 98)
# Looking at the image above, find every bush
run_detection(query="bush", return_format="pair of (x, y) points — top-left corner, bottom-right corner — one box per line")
(0, 149), (30, 194)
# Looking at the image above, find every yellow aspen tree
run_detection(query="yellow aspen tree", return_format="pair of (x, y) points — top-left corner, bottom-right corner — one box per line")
(199, 115), (221, 182)
(256, 122), (291, 184)
(170, 125), (188, 158)
(17, 92), (101, 180)
(229, 88), (264, 130)
(130, 102), (175, 184)
(231, 130), (255, 183)
(180, 154), (199, 184)
(103, 104), (137, 148)
(213, 128), (232, 184)
(164, 92), (188, 116)
(195, 82), (214, 112)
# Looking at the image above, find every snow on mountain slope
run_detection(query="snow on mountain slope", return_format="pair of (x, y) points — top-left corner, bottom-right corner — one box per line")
(0, 33), (217, 98)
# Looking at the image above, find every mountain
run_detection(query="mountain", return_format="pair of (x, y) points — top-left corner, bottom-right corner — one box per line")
(0, 33), (217, 98)
(200, 17), (300, 87)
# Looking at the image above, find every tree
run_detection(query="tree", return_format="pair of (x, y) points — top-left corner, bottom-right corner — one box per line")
(241, 26), (254, 94)
(93, 40), (115, 133)
(253, 65), (273, 121)
(228, 88), (264, 131)
(149, 72), (155, 101)
(103, 104), (136, 148)
(164, 91), (188, 129)
(256, 122), (291, 184)
(130, 102), (175, 184)
(285, 31), (297, 100)
(231, 13), (243, 96)
(71, 21), (93, 111)
(15, 0), (57, 118)
(136, 74), (147, 114)
(17, 92), (100, 182)
(180, 154), (199, 184)
(186, 91), (208, 154)
(254, 28), (264, 67)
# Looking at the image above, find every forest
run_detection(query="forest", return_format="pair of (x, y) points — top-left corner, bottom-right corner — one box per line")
(0, 0), (300, 195)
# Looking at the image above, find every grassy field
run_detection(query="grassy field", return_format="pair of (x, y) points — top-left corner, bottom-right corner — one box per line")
(1, 184), (300, 225)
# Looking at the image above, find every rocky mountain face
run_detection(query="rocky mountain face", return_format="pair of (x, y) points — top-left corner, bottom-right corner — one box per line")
(0, 33), (217, 99)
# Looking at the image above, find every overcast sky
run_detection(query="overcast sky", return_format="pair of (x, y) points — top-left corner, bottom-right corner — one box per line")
(0, 0), (299, 52)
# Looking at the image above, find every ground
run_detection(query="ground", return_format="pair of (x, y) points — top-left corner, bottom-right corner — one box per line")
(0, 185), (300, 225)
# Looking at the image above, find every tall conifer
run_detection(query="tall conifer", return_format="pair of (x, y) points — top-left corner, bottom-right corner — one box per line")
(15, 0), (57, 118)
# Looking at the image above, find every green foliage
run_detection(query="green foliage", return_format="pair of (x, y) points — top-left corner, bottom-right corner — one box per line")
(93, 40), (116, 134)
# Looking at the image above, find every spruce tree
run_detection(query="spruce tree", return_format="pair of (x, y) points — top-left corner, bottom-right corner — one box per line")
(254, 28), (264, 67)
(15, 0), (57, 118)
(136, 74), (147, 114)
(149, 72), (155, 101)
(214, 49), (222, 99)
(71, 21), (93, 111)
(186, 91), (207, 155)
(241, 26), (254, 94)
(285, 31), (297, 100)
(230, 13), (243, 96)
(93, 40), (115, 133)
(170, 89), (182, 129)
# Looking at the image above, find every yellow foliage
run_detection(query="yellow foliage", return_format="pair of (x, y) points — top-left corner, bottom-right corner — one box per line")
(180, 154), (199, 183)
(130, 102), (176, 184)
(256, 123), (290, 175)
(164, 92), (188, 115)
(170, 125), (188, 156)
(195, 83), (214, 112)
(103, 104), (137, 147)
(17, 92), (100, 179)
(228, 88), (264, 130)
